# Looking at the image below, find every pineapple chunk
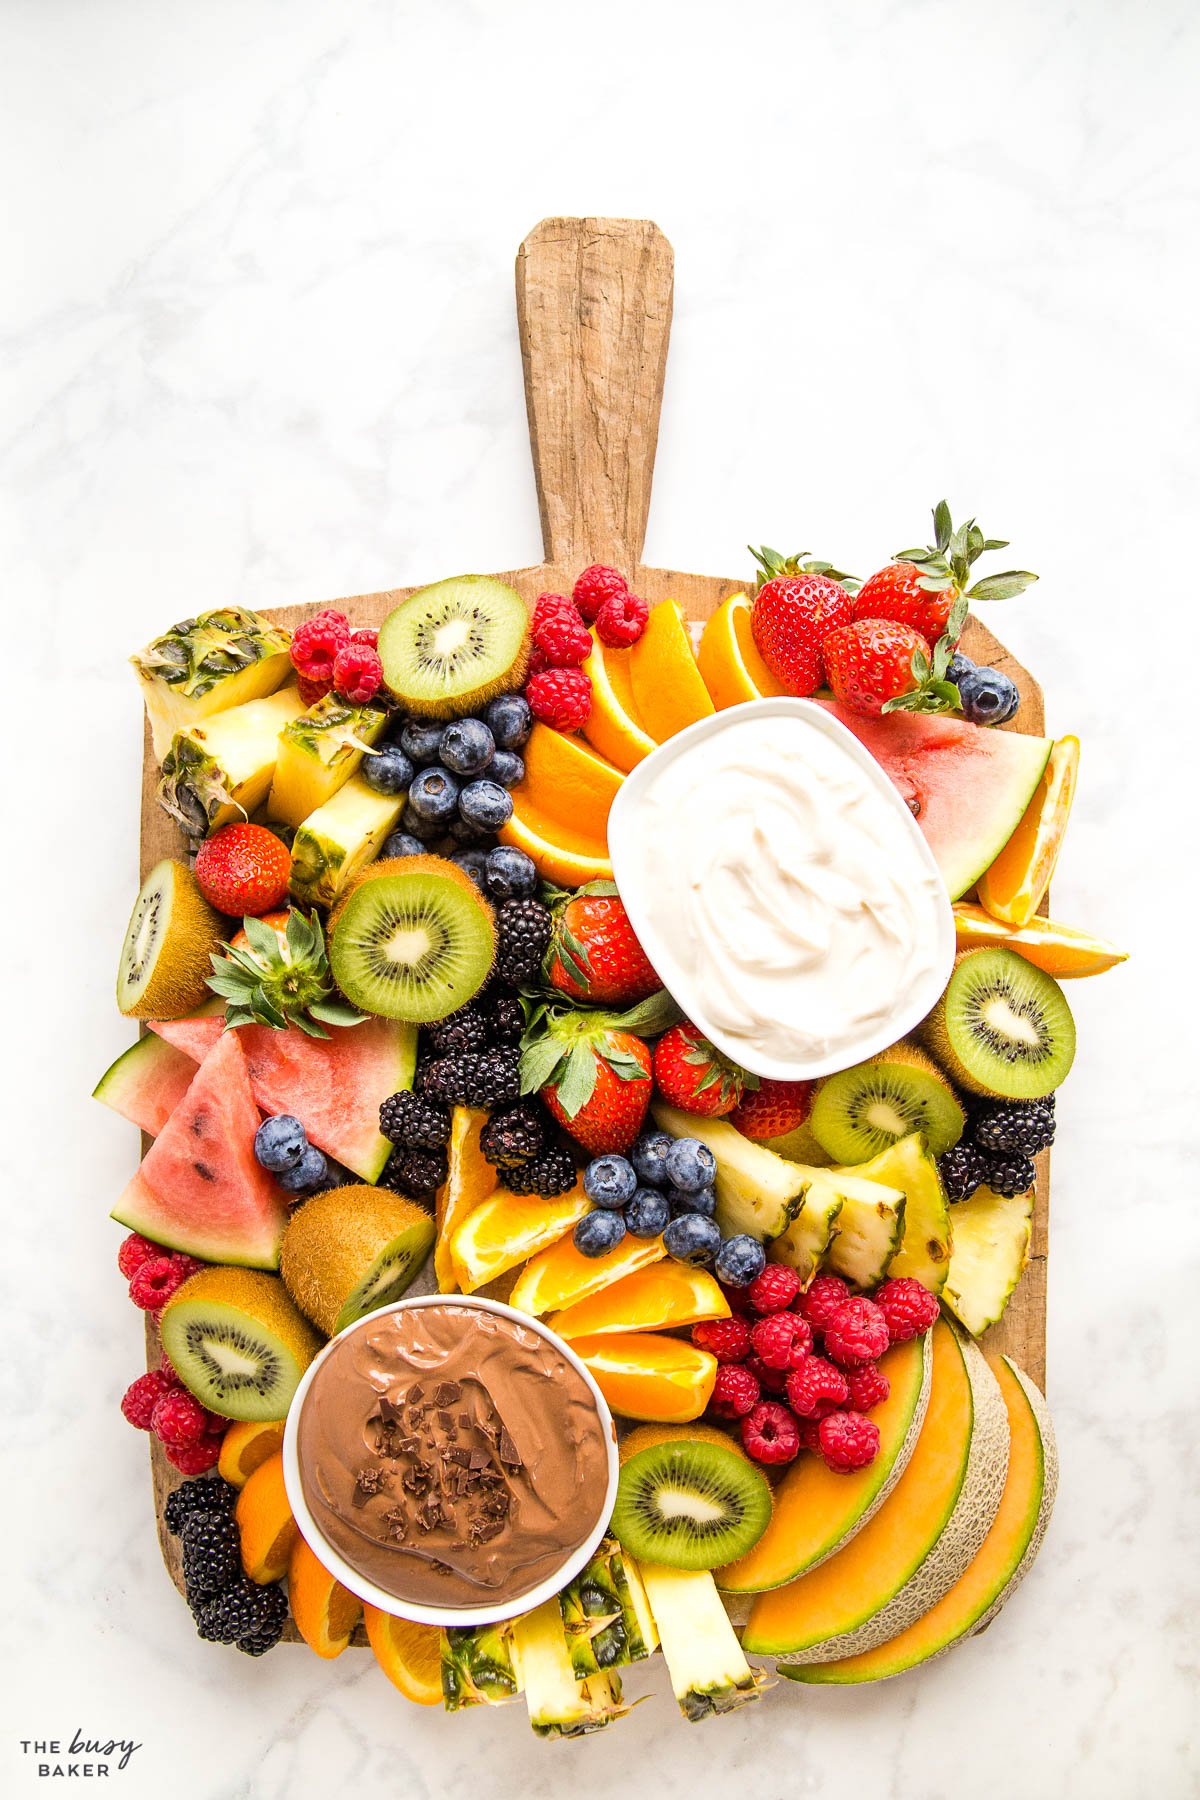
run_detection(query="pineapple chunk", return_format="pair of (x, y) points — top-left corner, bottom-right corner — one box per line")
(440, 1623), (520, 1710)
(559, 1537), (652, 1679)
(853, 1132), (952, 1294)
(635, 1562), (770, 1721)
(157, 686), (306, 839)
(942, 1184), (1033, 1336)
(769, 1176), (844, 1287)
(132, 605), (292, 762)
(822, 1172), (907, 1286)
(652, 1104), (809, 1239)
(511, 1600), (629, 1737)
(289, 775), (405, 909)
(268, 697), (391, 828)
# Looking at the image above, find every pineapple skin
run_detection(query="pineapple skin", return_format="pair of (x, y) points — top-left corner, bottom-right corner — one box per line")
(288, 775), (404, 909)
(132, 605), (292, 762)
(268, 697), (390, 829)
(559, 1539), (650, 1679)
(511, 1601), (628, 1737)
(157, 686), (306, 839)
(440, 1623), (520, 1710)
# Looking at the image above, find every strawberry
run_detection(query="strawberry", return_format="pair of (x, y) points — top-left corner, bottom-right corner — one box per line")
(653, 1022), (747, 1117)
(854, 562), (955, 643)
(728, 1077), (813, 1141)
(750, 572), (853, 696)
(520, 996), (674, 1155)
(194, 823), (291, 916)
(546, 883), (660, 1006)
(822, 618), (933, 717)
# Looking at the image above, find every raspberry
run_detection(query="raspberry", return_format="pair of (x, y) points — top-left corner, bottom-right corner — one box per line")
(297, 674), (333, 706)
(121, 1370), (173, 1431)
(531, 601), (592, 668)
(784, 1355), (849, 1418)
(844, 1361), (890, 1412)
(818, 1410), (881, 1473)
(128, 1256), (186, 1313)
(747, 1264), (801, 1315)
(118, 1233), (163, 1280)
(824, 1297), (890, 1367)
(720, 1281), (756, 1317)
(709, 1363), (761, 1420)
(800, 1273), (853, 1333)
(749, 1311), (813, 1370)
(595, 590), (648, 647)
(526, 667), (592, 730)
(796, 1416), (823, 1454)
(157, 1352), (179, 1385)
(151, 1388), (216, 1450)
(527, 643), (551, 677)
(691, 1317), (753, 1363)
(874, 1277), (940, 1343)
(166, 1432), (224, 1475)
(744, 1354), (789, 1394)
(290, 611), (350, 684)
(572, 564), (627, 623)
(532, 591), (576, 625)
(741, 1400), (802, 1465)
(350, 628), (378, 649)
(332, 641), (383, 703)
(170, 1253), (206, 1280)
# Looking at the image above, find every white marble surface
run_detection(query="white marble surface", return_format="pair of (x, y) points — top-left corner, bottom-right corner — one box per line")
(3, 0), (1197, 1794)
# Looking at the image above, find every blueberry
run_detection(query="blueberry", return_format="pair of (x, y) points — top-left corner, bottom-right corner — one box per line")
(485, 693), (533, 751)
(665, 1138), (717, 1193)
(484, 846), (538, 901)
(400, 800), (444, 842)
(408, 766), (461, 824)
(662, 1213), (722, 1266)
(947, 652), (976, 688)
(398, 719), (445, 766)
(451, 849), (490, 890)
(380, 831), (426, 860)
(625, 1187), (671, 1238)
(459, 780), (513, 831)
(440, 718), (496, 776)
(631, 1131), (674, 1188)
(573, 1209), (627, 1258)
(584, 1155), (638, 1209)
(668, 1184), (716, 1218)
(277, 1144), (328, 1193)
(957, 665), (1020, 727)
(254, 1115), (306, 1172)
(715, 1234), (767, 1287)
(447, 813), (495, 846)
(361, 745), (414, 797)
(487, 750), (525, 789)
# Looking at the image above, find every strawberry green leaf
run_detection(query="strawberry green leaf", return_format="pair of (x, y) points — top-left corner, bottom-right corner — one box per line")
(519, 1035), (567, 1096)
(605, 991), (683, 1037)
(933, 499), (953, 553)
(966, 572), (1038, 602)
(555, 1044), (599, 1118)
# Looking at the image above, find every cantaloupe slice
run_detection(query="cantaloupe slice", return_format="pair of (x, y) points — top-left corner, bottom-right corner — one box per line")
(717, 1332), (932, 1595)
(743, 1321), (1010, 1660)
(785, 1353), (1057, 1683)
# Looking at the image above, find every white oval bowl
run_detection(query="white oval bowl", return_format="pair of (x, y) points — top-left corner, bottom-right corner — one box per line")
(281, 1293), (619, 1628)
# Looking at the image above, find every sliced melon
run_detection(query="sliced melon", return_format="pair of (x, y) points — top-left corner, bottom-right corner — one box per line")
(651, 1105), (809, 1239)
(787, 1354), (1057, 1683)
(848, 1133), (952, 1294)
(768, 1178), (843, 1288)
(717, 1333), (931, 1594)
(93, 1032), (197, 1137)
(821, 1173), (906, 1285)
(743, 1321), (1009, 1660)
(943, 1185), (1034, 1336)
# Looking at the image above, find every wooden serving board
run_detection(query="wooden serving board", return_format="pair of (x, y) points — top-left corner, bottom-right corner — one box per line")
(140, 217), (1048, 1608)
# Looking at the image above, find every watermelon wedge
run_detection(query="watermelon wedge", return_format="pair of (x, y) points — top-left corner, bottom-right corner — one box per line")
(93, 1033), (197, 1136)
(149, 1014), (416, 1182)
(112, 1031), (290, 1267)
(815, 701), (1053, 899)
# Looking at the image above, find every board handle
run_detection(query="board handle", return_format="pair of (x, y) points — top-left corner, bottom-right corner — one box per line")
(516, 217), (674, 571)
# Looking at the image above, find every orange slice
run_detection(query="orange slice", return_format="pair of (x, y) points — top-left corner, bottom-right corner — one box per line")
(629, 600), (716, 740)
(582, 637), (659, 770)
(235, 1450), (297, 1584)
(516, 724), (624, 836)
(217, 1418), (286, 1489)
(288, 1534), (363, 1658)
(508, 1232), (666, 1317)
(953, 901), (1127, 978)
(435, 1107), (496, 1292)
(449, 1184), (590, 1293)
(549, 1264), (729, 1339)
(697, 593), (790, 709)
(363, 1604), (442, 1705)
(977, 735), (1079, 927)
(498, 794), (614, 886)
(572, 1332), (717, 1422)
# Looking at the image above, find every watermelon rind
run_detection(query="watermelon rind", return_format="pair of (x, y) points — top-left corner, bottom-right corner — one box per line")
(92, 1033), (196, 1137)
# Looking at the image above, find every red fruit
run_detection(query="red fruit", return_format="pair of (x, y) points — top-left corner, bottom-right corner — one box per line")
(784, 1354), (849, 1418)
(121, 1370), (173, 1431)
(526, 667), (592, 731)
(151, 1388), (215, 1450)
(744, 1354), (789, 1394)
(194, 822), (291, 917)
(652, 1022), (746, 1117)
(572, 564), (628, 623)
(297, 674), (333, 706)
(728, 1078), (813, 1142)
(532, 598), (592, 668)
(166, 1432), (225, 1474)
(527, 644), (552, 677)
(117, 1233), (163, 1280)
(823, 617), (931, 717)
(741, 1400), (802, 1465)
(874, 1276), (941, 1342)
(289, 610), (350, 684)
(128, 1256), (186, 1314)
(595, 590), (649, 647)
(350, 628), (378, 649)
(709, 1363), (761, 1419)
(157, 1352), (180, 1385)
(824, 1296), (891, 1367)
(799, 1273), (853, 1333)
(796, 1416), (823, 1454)
(691, 1317), (753, 1363)
(547, 891), (660, 1006)
(540, 1022), (653, 1156)
(331, 641), (383, 704)
(818, 1409), (881, 1473)
(170, 1253), (206, 1280)
(844, 1361), (891, 1412)
(746, 1263), (801, 1315)
(855, 561), (955, 643)
(750, 1311), (813, 1371)
(750, 573), (854, 696)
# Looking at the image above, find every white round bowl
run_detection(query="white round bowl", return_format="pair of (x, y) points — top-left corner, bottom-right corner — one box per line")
(281, 1293), (620, 1627)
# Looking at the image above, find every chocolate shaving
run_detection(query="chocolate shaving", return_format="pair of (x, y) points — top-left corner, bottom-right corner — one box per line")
(434, 1381), (462, 1405)
(355, 1466), (386, 1495)
(497, 1430), (522, 1468)
(407, 1383), (425, 1402)
(469, 1449), (491, 1471)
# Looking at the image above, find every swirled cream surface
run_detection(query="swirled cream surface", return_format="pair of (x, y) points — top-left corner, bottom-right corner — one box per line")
(614, 708), (950, 1073)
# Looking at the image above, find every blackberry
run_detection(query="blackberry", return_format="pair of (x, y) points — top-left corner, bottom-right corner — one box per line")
(938, 1142), (987, 1203)
(501, 1145), (577, 1198)
(380, 1146), (448, 1198)
(982, 1153), (1037, 1198)
(420, 1054), (472, 1105)
(480, 1102), (548, 1169)
(971, 1097), (1056, 1159)
(484, 987), (525, 1045)
(164, 1475), (237, 1536)
(466, 1047), (521, 1107)
(195, 1576), (288, 1650)
(428, 1005), (489, 1057)
(378, 1089), (451, 1151)
(494, 897), (552, 986)
(181, 1512), (241, 1603)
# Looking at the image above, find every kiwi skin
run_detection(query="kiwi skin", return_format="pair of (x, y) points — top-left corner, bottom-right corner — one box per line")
(116, 858), (227, 1019)
(280, 1185), (435, 1335)
(921, 948), (1076, 1099)
(160, 1266), (322, 1421)
(379, 576), (530, 720)
(327, 855), (495, 1022)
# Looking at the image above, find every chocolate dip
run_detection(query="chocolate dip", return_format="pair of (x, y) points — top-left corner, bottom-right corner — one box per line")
(296, 1303), (612, 1611)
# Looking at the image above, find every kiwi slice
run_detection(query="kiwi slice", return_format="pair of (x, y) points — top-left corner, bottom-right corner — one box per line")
(160, 1267), (322, 1421)
(611, 1438), (772, 1572)
(280, 1185), (435, 1335)
(922, 947), (1076, 1099)
(116, 857), (227, 1018)
(810, 1043), (965, 1164)
(379, 576), (530, 719)
(328, 855), (495, 1022)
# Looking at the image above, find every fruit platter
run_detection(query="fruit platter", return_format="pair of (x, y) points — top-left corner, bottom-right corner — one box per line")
(95, 219), (1125, 1731)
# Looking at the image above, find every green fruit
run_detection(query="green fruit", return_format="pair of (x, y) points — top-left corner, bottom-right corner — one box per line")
(279, 1185), (435, 1335)
(378, 576), (530, 719)
(611, 1438), (772, 1572)
(328, 855), (495, 1023)
(811, 1044), (965, 1163)
(159, 1267), (322, 1421)
(922, 948), (1075, 1099)
(116, 858), (227, 1019)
